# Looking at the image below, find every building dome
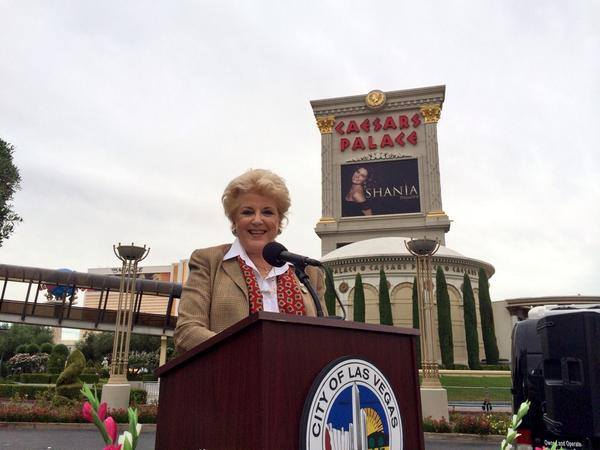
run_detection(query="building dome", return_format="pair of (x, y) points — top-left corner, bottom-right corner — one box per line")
(320, 237), (495, 367)
(323, 236), (461, 259)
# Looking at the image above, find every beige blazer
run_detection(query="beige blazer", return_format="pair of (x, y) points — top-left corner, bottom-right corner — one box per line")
(174, 244), (327, 353)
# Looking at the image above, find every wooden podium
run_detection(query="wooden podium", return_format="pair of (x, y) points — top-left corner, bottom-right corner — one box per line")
(155, 312), (424, 449)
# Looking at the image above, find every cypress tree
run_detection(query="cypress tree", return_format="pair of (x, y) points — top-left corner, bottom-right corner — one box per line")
(353, 273), (365, 322)
(462, 273), (480, 369)
(436, 266), (454, 369)
(323, 266), (337, 316)
(478, 268), (499, 364)
(378, 269), (393, 325)
(412, 277), (421, 367)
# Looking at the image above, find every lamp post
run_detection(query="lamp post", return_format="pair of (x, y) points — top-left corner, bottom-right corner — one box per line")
(101, 242), (149, 410)
(405, 238), (442, 388)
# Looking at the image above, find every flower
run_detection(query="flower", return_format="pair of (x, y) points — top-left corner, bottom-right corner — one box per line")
(118, 430), (133, 449)
(103, 445), (122, 450)
(104, 416), (118, 443)
(82, 402), (94, 422)
(98, 402), (108, 421)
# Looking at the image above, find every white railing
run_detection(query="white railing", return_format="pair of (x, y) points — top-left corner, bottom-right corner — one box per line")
(142, 381), (160, 404)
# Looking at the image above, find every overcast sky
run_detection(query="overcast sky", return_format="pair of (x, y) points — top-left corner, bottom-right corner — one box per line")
(1, 1), (598, 301)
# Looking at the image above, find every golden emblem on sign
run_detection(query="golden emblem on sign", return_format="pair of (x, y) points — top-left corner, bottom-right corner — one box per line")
(316, 115), (336, 134)
(365, 90), (386, 109)
(420, 103), (442, 123)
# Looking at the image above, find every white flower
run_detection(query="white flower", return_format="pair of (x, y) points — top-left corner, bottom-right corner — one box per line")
(118, 431), (133, 446)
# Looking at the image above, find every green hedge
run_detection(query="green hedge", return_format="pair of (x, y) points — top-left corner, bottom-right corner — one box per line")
(17, 373), (101, 384)
(79, 374), (100, 384)
(0, 403), (157, 423)
(20, 373), (52, 384)
(480, 364), (510, 371)
(0, 384), (54, 398)
(0, 383), (147, 405)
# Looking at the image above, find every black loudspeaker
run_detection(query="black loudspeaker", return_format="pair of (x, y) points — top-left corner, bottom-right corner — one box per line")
(539, 311), (600, 438)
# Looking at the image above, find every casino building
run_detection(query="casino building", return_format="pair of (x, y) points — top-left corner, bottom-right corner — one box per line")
(310, 86), (498, 366)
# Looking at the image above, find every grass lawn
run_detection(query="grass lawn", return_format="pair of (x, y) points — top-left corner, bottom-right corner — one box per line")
(439, 375), (512, 402)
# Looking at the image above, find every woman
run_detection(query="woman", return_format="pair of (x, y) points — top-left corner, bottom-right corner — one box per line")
(343, 167), (373, 216)
(174, 169), (326, 353)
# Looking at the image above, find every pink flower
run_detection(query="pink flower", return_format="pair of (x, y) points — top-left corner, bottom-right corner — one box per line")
(104, 416), (118, 443)
(103, 445), (121, 450)
(82, 402), (94, 422)
(98, 402), (108, 421)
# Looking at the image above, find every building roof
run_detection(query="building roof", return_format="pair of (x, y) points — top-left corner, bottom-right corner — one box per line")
(321, 237), (495, 276)
(321, 237), (464, 260)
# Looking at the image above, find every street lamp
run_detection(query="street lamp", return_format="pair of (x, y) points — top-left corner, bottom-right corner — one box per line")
(101, 242), (149, 410)
(405, 238), (442, 388)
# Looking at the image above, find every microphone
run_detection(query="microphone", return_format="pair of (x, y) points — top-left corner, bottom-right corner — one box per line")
(262, 242), (322, 268)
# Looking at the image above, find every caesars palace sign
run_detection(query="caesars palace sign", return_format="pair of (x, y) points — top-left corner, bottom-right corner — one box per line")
(335, 113), (422, 152)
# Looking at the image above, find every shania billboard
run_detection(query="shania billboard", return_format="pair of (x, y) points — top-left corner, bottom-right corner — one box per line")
(341, 159), (420, 217)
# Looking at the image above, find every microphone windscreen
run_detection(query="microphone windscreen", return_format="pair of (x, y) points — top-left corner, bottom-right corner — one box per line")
(262, 241), (287, 267)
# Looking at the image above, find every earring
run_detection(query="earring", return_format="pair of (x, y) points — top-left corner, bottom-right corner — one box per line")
(232, 228), (237, 236)
(277, 228), (282, 235)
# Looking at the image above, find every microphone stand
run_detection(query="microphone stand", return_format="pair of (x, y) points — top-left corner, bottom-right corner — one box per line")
(293, 263), (324, 317)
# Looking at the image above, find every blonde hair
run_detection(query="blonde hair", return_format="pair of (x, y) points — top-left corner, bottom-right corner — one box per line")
(222, 169), (291, 226)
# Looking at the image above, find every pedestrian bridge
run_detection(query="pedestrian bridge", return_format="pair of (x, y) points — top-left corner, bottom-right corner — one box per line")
(0, 264), (182, 337)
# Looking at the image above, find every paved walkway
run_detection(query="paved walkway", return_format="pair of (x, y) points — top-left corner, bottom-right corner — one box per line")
(0, 427), (503, 449)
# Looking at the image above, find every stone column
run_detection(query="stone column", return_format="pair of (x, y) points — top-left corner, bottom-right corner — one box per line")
(315, 115), (336, 224)
(419, 104), (444, 214)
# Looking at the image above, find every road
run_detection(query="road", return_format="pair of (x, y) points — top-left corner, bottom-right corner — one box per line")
(0, 428), (503, 449)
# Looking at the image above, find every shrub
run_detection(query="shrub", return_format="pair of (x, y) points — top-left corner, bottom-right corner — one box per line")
(15, 344), (28, 354)
(40, 343), (54, 354)
(26, 343), (40, 354)
(20, 373), (52, 384)
(436, 266), (454, 369)
(378, 269), (393, 325)
(478, 268), (499, 364)
(54, 349), (85, 403)
(47, 345), (68, 374)
(353, 273), (365, 322)
(7, 353), (49, 374)
(462, 273), (480, 370)
(53, 344), (69, 357)
(130, 388), (147, 405)
(422, 416), (452, 433)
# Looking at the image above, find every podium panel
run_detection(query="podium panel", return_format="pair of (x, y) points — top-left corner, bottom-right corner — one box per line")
(156, 312), (424, 450)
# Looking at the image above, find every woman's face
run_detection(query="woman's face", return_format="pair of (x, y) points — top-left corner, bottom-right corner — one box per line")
(352, 168), (368, 185)
(233, 192), (280, 258)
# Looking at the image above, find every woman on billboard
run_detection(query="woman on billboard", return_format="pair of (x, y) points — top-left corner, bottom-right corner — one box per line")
(343, 167), (373, 216)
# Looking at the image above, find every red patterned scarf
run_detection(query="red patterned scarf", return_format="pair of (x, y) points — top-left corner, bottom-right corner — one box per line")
(237, 257), (306, 315)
